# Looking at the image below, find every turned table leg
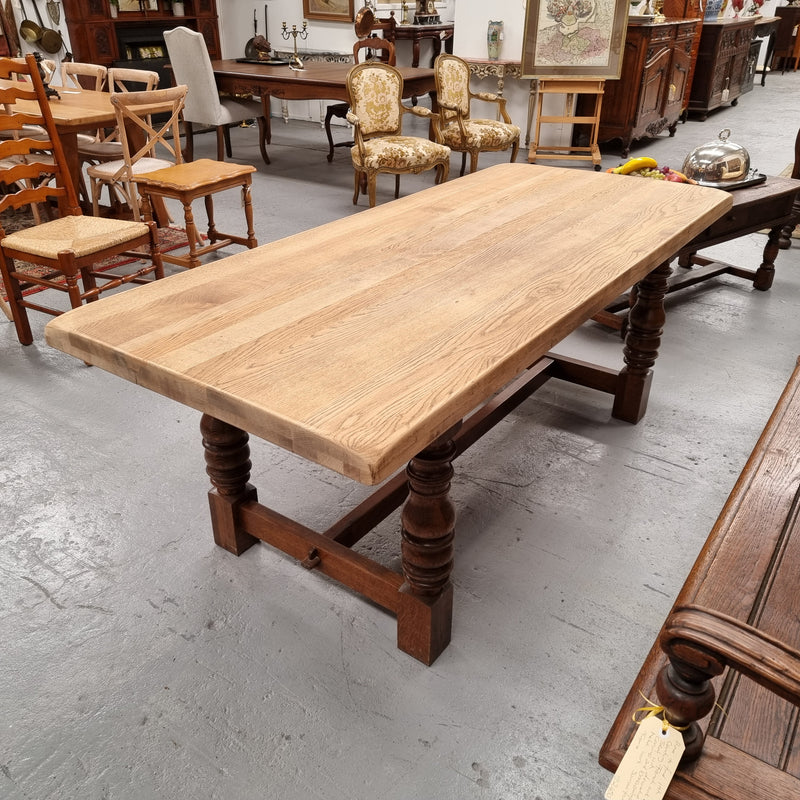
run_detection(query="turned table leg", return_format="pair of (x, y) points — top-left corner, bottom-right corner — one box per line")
(753, 225), (782, 290)
(397, 434), (457, 665)
(201, 414), (259, 555)
(613, 260), (672, 424)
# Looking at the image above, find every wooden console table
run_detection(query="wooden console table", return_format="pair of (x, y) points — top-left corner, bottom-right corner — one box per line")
(45, 164), (730, 666)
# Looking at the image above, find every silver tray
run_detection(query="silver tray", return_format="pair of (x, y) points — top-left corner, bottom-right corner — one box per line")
(695, 172), (767, 191)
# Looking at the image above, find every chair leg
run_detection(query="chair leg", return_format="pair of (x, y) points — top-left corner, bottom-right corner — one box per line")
(242, 182), (257, 248)
(353, 170), (361, 205)
(184, 121), (194, 162)
(394, 174), (400, 199)
(325, 107), (337, 163)
(182, 200), (202, 269)
(459, 152), (468, 177)
(261, 95), (272, 145)
(215, 127), (226, 162)
(256, 116), (270, 166)
(368, 175), (378, 208)
(510, 140), (520, 164)
(0, 254), (32, 345)
(469, 151), (479, 174)
(223, 125), (233, 158)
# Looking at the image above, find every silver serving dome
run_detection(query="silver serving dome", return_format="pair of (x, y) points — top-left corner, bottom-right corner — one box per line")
(681, 129), (751, 186)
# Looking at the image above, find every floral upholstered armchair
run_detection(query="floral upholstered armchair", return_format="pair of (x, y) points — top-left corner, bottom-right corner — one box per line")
(434, 54), (521, 176)
(346, 62), (451, 208)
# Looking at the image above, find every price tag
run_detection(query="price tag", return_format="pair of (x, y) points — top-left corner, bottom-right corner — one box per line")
(605, 715), (685, 800)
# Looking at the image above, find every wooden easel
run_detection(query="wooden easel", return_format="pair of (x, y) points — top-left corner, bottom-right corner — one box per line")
(528, 79), (605, 170)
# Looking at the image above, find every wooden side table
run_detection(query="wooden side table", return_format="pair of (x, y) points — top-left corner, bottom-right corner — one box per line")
(134, 158), (258, 270)
(386, 22), (454, 68)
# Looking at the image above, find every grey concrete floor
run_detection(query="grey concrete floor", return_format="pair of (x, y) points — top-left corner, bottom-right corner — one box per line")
(3, 73), (800, 799)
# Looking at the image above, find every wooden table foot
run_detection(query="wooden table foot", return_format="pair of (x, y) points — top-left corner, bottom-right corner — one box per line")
(201, 414), (259, 555)
(612, 260), (671, 423)
(398, 434), (457, 664)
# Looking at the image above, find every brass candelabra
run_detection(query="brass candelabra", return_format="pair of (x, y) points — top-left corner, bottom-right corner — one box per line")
(281, 21), (308, 69)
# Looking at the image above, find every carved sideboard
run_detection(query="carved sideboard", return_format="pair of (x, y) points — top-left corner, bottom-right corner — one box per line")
(588, 18), (699, 157)
(688, 18), (758, 119)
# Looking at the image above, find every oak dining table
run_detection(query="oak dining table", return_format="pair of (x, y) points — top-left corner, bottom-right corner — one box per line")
(45, 163), (732, 665)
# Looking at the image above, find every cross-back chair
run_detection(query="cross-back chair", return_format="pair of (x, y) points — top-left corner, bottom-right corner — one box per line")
(60, 61), (107, 91)
(434, 53), (520, 176)
(77, 67), (160, 169)
(346, 61), (450, 208)
(87, 85), (187, 220)
(0, 54), (163, 345)
(325, 36), (396, 162)
(164, 26), (270, 165)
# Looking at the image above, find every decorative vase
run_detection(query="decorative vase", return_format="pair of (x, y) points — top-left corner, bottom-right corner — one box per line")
(487, 20), (503, 61)
(173, 1), (185, 15)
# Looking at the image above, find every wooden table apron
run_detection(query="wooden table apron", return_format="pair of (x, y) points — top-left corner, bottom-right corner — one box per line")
(210, 59), (437, 107)
(44, 164), (732, 665)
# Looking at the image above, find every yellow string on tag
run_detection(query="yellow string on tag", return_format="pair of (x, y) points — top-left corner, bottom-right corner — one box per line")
(632, 691), (689, 732)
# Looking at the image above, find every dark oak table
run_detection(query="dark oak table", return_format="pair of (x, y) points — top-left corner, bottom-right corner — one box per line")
(599, 175), (800, 330)
(45, 164), (730, 665)
(211, 59), (436, 105)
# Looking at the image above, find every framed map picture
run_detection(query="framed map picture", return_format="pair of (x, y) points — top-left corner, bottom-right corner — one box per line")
(521, 0), (629, 79)
(302, 0), (354, 23)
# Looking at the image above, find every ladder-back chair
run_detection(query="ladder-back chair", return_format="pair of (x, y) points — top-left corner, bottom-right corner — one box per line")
(0, 54), (163, 345)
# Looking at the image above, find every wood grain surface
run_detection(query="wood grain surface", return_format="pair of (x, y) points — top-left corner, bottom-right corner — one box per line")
(45, 163), (732, 484)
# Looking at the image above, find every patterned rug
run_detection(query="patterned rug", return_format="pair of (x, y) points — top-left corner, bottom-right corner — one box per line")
(0, 209), (191, 301)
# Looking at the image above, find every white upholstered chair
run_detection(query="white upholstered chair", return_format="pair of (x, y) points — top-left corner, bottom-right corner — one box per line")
(164, 26), (270, 165)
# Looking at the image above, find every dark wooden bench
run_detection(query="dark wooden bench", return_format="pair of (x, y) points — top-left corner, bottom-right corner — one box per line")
(600, 356), (800, 800)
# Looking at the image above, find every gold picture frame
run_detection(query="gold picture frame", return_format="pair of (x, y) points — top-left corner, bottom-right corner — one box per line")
(302, 0), (355, 23)
(521, 0), (629, 79)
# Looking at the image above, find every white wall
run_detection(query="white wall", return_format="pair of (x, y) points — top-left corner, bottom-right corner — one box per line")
(8, 0), (75, 82)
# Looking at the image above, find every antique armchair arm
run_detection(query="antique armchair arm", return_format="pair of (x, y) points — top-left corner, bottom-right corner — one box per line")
(426, 98), (468, 141)
(402, 104), (444, 140)
(662, 604), (800, 708)
(469, 90), (513, 124)
(346, 110), (366, 160)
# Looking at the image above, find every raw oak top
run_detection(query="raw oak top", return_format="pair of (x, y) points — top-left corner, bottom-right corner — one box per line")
(10, 86), (117, 132)
(45, 164), (731, 485)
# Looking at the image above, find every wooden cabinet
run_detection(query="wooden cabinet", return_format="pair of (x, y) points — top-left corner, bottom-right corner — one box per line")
(773, 6), (800, 71)
(662, 0), (704, 113)
(62, 0), (220, 68)
(688, 18), (757, 119)
(589, 19), (698, 157)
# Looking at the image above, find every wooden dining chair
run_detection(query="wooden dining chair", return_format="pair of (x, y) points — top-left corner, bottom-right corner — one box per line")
(0, 54), (163, 345)
(87, 85), (187, 221)
(346, 61), (450, 208)
(433, 54), (520, 176)
(325, 36), (396, 162)
(164, 26), (270, 165)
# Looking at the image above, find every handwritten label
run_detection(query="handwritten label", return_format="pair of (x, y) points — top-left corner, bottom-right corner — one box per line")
(605, 715), (685, 800)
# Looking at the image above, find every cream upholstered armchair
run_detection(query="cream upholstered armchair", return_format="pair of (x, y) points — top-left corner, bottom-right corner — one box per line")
(346, 61), (450, 208)
(434, 54), (520, 176)
(164, 26), (269, 165)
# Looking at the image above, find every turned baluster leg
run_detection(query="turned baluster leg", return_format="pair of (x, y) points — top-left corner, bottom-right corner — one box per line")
(201, 414), (259, 555)
(183, 200), (201, 269)
(753, 225), (782, 290)
(613, 260), (672, 423)
(203, 194), (219, 245)
(397, 434), (457, 665)
(242, 181), (257, 249)
(656, 653), (719, 763)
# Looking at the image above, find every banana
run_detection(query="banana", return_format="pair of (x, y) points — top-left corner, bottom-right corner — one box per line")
(613, 157), (658, 175)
